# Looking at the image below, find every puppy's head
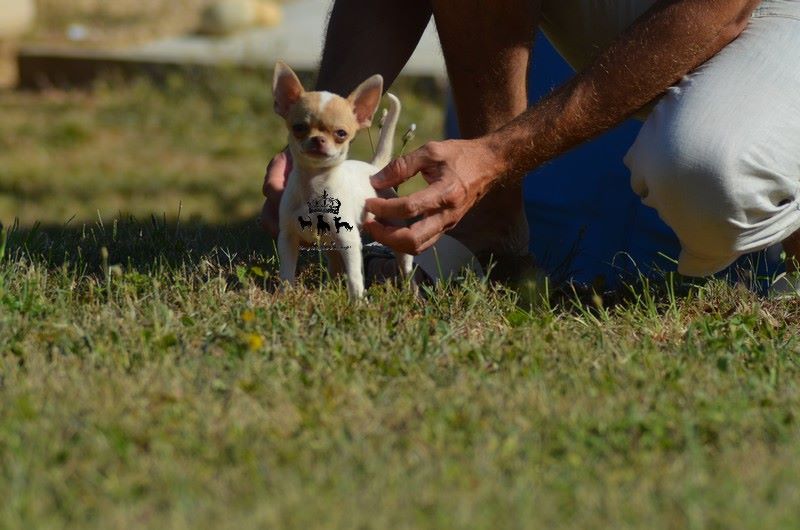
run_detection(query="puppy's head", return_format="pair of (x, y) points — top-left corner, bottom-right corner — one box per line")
(273, 61), (383, 169)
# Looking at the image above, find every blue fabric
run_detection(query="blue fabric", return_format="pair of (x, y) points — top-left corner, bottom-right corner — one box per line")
(445, 32), (781, 288)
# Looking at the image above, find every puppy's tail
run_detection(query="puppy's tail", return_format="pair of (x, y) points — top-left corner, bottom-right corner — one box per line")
(370, 93), (401, 170)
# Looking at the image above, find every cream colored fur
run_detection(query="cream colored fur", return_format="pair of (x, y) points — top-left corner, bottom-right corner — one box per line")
(272, 62), (413, 299)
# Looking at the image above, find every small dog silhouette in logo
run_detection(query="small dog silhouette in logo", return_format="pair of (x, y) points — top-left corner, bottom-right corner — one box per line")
(316, 215), (331, 235)
(298, 215), (313, 231)
(334, 217), (353, 233)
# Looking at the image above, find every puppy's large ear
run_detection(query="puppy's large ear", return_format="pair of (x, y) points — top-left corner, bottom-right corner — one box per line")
(347, 75), (383, 128)
(273, 61), (304, 118)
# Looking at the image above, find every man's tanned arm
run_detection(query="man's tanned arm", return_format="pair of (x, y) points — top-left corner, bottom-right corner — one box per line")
(366, 0), (762, 255)
(488, 0), (761, 175)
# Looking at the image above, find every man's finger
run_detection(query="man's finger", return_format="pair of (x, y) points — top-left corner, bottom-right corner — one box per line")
(371, 148), (429, 190)
(362, 219), (404, 245)
(365, 184), (448, 219)
(263, 148), (291, 198)
(363, 213), (446, 255)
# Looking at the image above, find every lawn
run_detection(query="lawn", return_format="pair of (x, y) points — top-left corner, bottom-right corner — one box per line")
(1, 72), (800, 529)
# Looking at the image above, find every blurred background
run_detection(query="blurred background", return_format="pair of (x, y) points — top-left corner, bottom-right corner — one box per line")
(0, 0), (444, 229)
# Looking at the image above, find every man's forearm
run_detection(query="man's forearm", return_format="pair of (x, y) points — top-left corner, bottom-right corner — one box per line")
(487, 0), (760, 177)
(315, 0), (432, 95)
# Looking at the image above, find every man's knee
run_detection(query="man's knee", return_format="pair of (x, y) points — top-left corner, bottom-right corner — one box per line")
(625, 110), (754, 251)
(625, 102), (800, 276)
(628, 114), (738, 202)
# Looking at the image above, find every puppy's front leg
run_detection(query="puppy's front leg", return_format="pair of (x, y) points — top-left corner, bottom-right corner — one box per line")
(278, 232), (299, 285)
(339, 246), (365, 299)
(394, 251), (414, 279)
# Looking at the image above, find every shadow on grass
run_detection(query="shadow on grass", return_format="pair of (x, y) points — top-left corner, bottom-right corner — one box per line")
(1, 213), (774, 314)
(2, 215), (279, 276)
(0, 214), (713, 310)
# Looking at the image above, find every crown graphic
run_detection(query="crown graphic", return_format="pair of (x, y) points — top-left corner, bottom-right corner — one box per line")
(307, 189), (341, 215)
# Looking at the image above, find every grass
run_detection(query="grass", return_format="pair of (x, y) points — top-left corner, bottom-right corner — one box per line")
(0, 71), (439, 226)
(2, 72), (800, 529)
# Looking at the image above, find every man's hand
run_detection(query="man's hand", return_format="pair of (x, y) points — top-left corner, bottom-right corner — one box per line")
(364, 139), (504, 255)
(260, 149), (292, 238)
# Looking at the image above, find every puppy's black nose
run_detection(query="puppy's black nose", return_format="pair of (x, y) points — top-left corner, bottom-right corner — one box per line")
(309, 136), (326, 148)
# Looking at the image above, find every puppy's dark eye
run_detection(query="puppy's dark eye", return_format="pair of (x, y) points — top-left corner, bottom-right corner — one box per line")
(334, 129), (348, 140)
(292, 123), (309, 135)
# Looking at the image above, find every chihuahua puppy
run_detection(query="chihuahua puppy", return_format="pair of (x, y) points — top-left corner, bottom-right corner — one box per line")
(272, 61), (413, 299)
